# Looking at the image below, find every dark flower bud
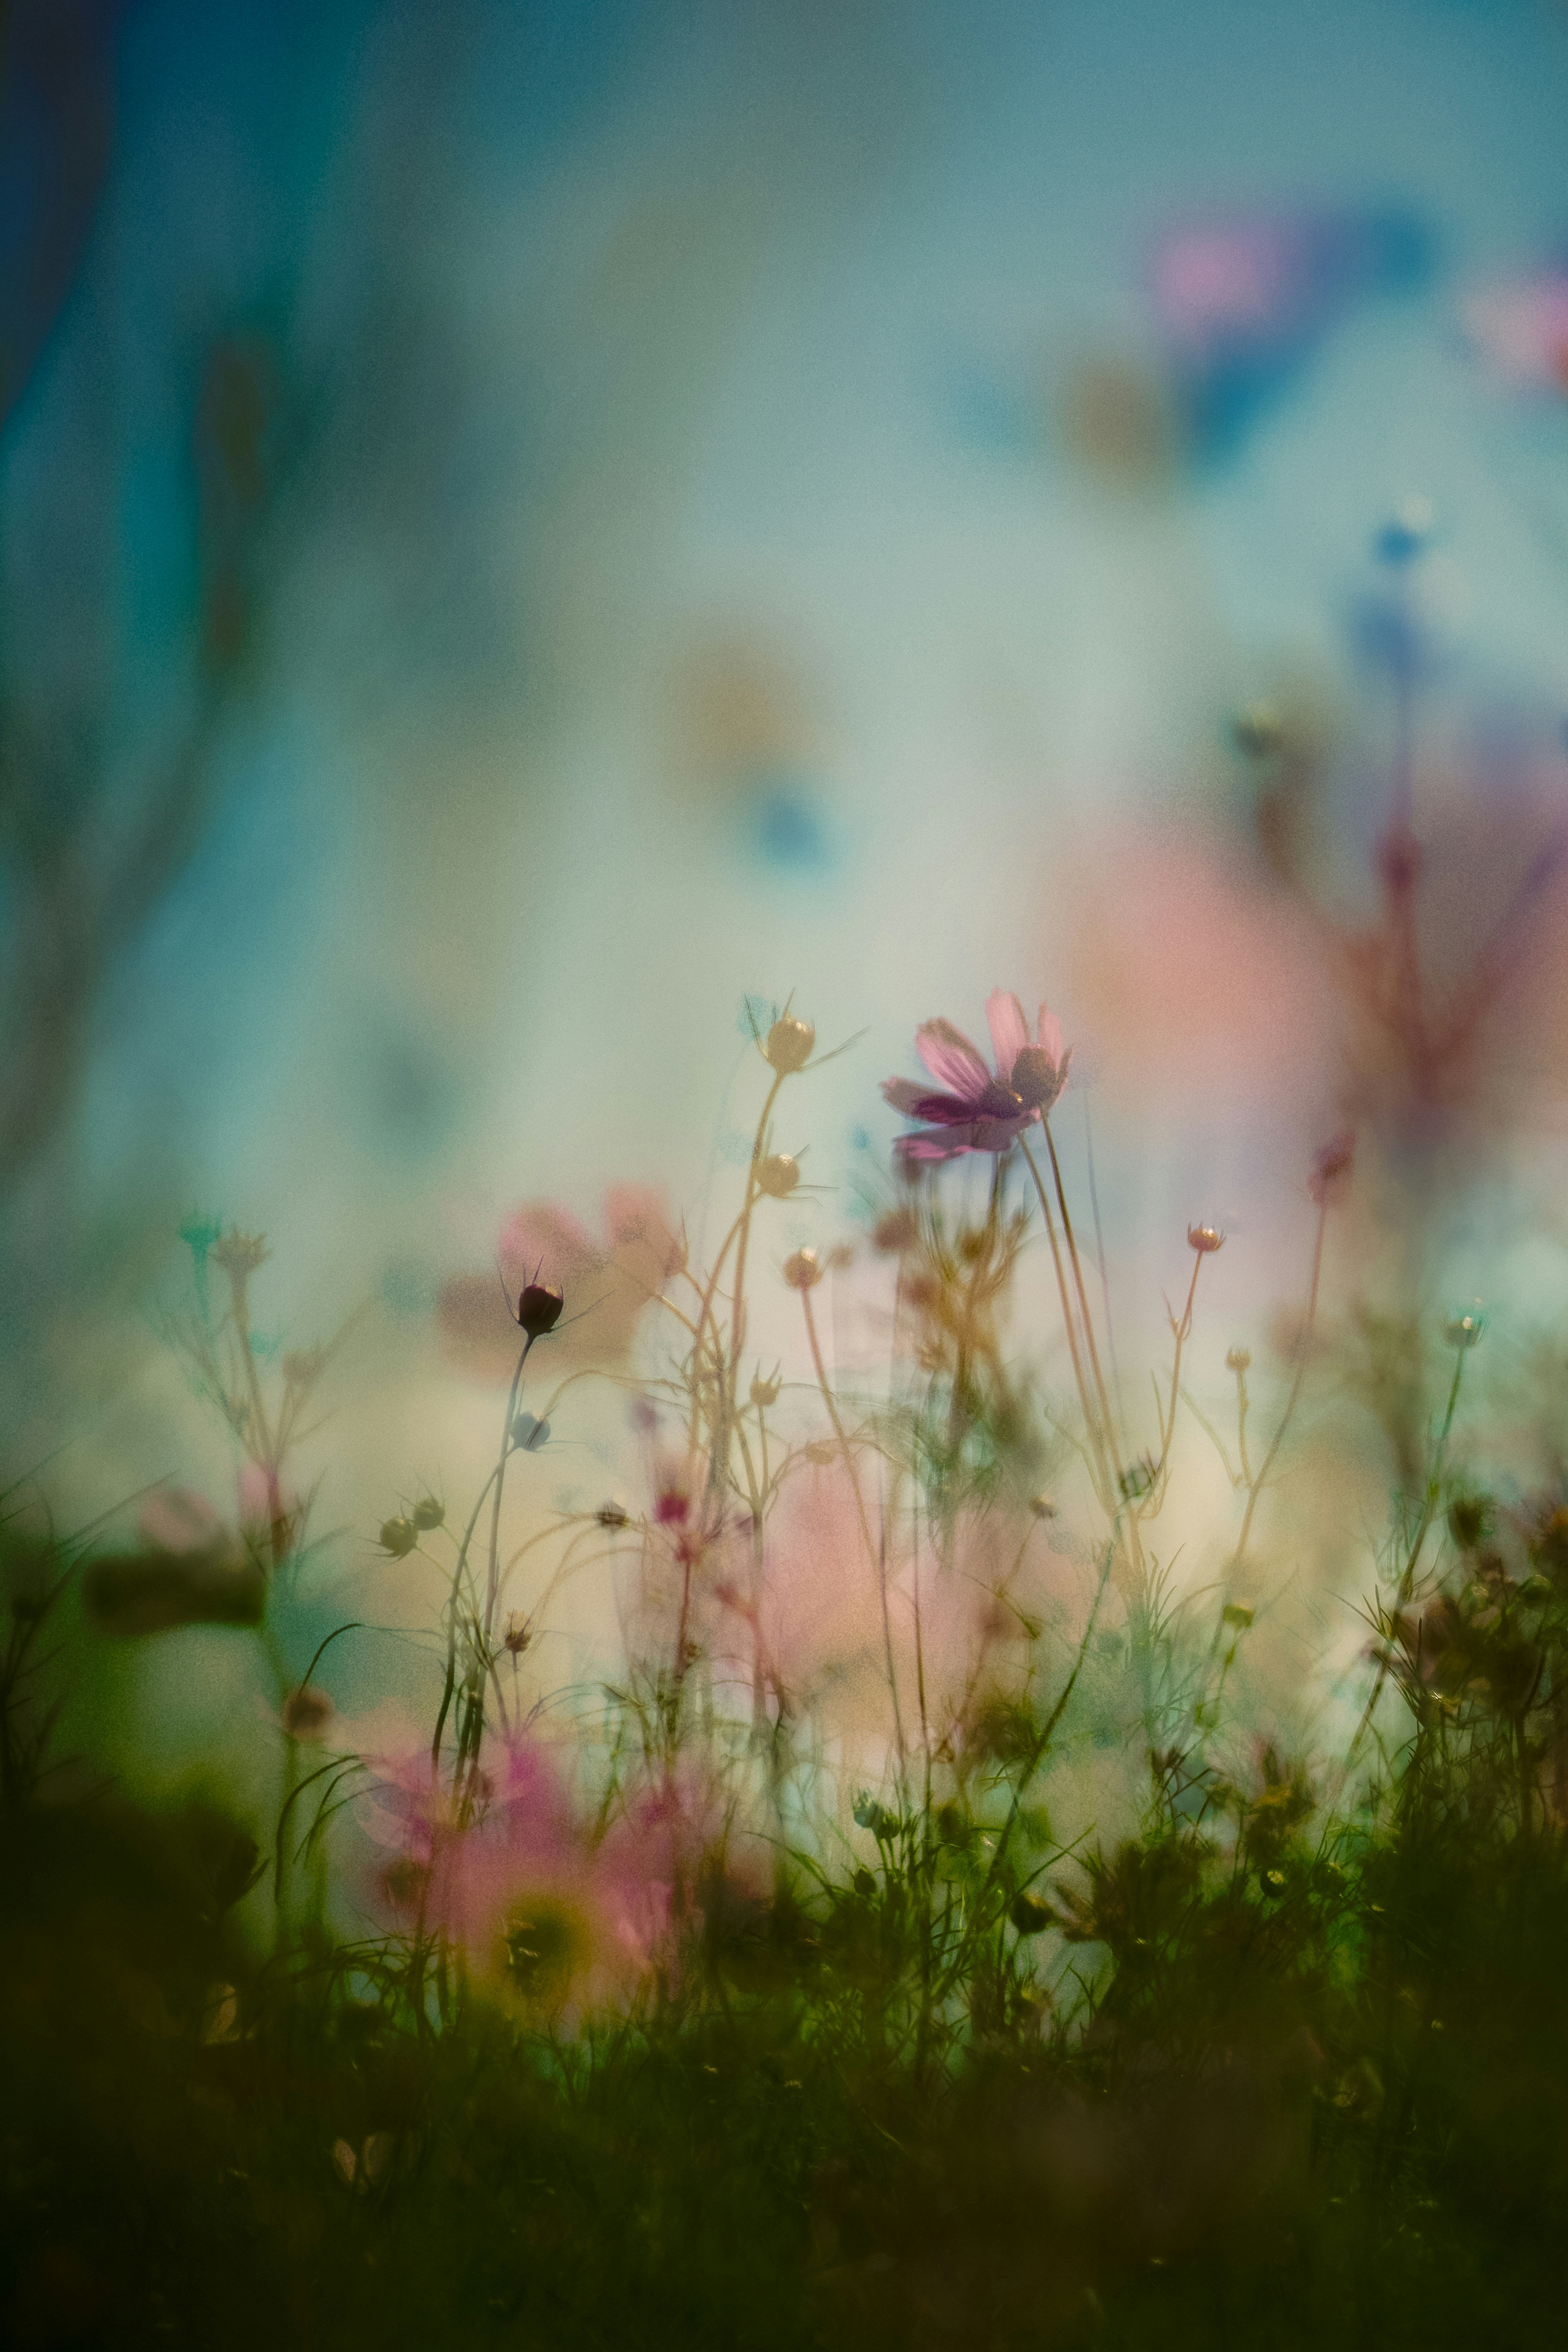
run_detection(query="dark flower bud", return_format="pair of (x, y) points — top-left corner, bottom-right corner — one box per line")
(412, 1495), (445, 1530)
(511, 1413), (550, 1453)
(783, 1247), (822, 1291)
(501, 1612), (532, 1655)
(1009, 1891), (1054, 1936)
(517, 1282), (564, 1337)
(1309, 1132), (1355, 1205)
(596, 1500), (630, 1529)
(282, 1684), (334, 1740)
(379, 1516), (419, 1557)
(1009, 1045), (1066, 1114)
(750, 1372), (782, 1409)
(1187, 1224), (1224, 1254)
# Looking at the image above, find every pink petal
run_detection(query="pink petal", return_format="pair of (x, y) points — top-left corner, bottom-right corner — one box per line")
(1035, 1004), (1065, 1066)
(883, 1077), (982, 1124)
(497, 1201), (601, 1290)
(894, 1125), (979, 1162)
(985, 991), (1030, 1078)
(914, 1018), (991, 1094)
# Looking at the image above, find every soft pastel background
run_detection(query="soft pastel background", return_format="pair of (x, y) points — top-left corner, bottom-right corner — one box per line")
(6, 0), (1568, 1769)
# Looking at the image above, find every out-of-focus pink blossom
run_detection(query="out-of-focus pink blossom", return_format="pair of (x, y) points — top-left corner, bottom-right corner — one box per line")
(1463, 268), (1568, 394)
(358, 1734), (637, 2018)
(138, 1487), (225, 1553)
(1153, 219), (1328, 356)
(437, 1184), (683, 1383)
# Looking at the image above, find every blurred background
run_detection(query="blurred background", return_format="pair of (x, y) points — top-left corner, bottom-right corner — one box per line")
(6, 0), (1568, 1702)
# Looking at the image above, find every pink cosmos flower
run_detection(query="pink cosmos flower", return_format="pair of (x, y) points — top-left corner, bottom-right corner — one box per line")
(882, 991), (1071, 1163)
(358, 1734), (641, 2021)
(1463, 267), (1568, 394)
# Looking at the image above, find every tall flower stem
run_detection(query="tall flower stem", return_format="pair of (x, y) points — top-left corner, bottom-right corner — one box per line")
(1019, 1135), (1116, 1521)
(484, 1335), (535, 1647)
(1232, 1194), (1330, 1572)
(1042, 1118), (1126, 1501)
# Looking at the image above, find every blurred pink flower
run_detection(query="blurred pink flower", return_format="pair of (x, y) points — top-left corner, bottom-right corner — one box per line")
(1463, 268), (1568, 393)
(1153, 219), (1324, 353)
(138, 1487), (225, 1553)
(437, 1183), (682, 1383)
(882, 993), (1069, 1163)
(358, 1734), (641, 2018)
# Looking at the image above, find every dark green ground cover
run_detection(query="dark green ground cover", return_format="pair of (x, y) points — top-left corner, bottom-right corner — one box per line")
(6, 1595), (1568, 2352)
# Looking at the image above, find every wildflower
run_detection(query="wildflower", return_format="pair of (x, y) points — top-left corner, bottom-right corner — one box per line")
(179, 1208), (223, 1257)
(1225, 1345), (1252, 1372)
(753, 1152), (801, 1198)
(882, 991), (1069, 1162)
(596, 1500), (630, 1529)
(1462, 266), (1568, 393)
(1187, 1224), (1225, 1253)
(871, 1205), (918, 1254)
(411, 1494), (445, 1530)
(763, 1012), (815, 1072)
(516, 1282), (564, 1339)
(209, 1229), (270, 1279)
(655, 1485), (690, 1526)
(1308, 1131), (1355, 1204)
(1445, 1307), (1485, 1350)
(510, 1412), (551, 1452)
(501, 1613), (532, 1655)
(749, 1371), (782, 1409)
(379, 1515), (419, 1557)
(1231, 703), (1285, 759)
(282, 1684), (334, 1741)
(1222, 1601), (1255, 1630)
(439, 1187), (681, 1384)
(783, 1247), (823, 1290)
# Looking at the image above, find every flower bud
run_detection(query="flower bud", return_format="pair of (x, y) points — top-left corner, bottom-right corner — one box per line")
(1009, 1045), (1067, 1114)
(783, 1247), (822, 1291)
(1222, 1600), (1255, 1630)
(596, 1500), (630, 1529)
(1309, 1133), (1355, 1205)
(1445, 1308), (1484, 1350)
(1231, 702), (1285, 760)
(501, 1613), (532, 1655)
(754, 1153), (801, 1199)
(1225, 1346), (1252, 1374)
(750, 1372), (782, 1409)
(655, 1486), (690, 1527)
(871, 1206), (918, 1254)
(283, 1684), (334, 1740)
(511, 1412), (550, 1453)
(517, 1282), (564, 1337)
(1187, 1224), (1224, 1254)
(379, 1515), (419, 1557)
(411, 1495), (445, 1531)
(763, 1013), (815, 1074)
